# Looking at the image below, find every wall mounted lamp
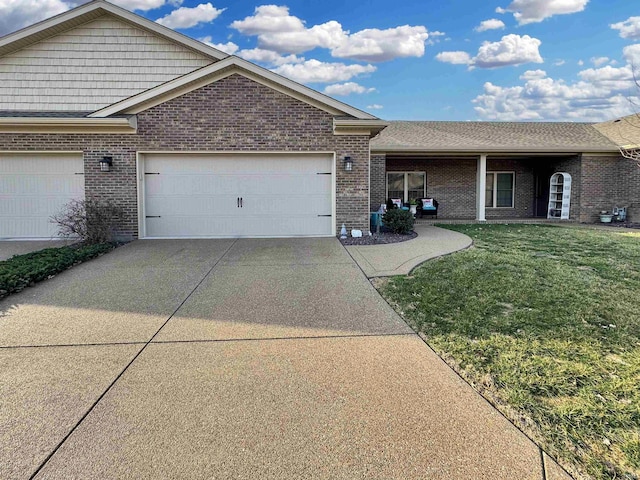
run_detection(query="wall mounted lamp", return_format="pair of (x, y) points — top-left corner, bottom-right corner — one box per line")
(343, 156), (353, 171)
(99, 156), (113, 172)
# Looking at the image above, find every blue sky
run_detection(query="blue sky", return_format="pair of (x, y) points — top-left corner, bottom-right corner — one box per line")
(2, 0), (639, 121)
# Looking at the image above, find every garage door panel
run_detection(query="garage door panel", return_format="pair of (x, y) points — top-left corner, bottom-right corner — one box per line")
(0, 153), (84, 239)
(145, 195), (236, 216)
(143, 154), (334, 238)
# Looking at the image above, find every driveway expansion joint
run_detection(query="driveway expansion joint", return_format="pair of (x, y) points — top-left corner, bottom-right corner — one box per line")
(0, 341), (148, 350)
(151, 332), (418, 345)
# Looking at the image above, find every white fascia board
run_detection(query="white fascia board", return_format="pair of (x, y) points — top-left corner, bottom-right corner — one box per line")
(0, 0), (226, 61)
(0, 116), (136, 133)
(89, 56), (379, 120)
(333, 119), (388, 137)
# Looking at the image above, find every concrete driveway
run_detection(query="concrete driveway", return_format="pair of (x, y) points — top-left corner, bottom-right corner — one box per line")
(0, 238), (569, 479)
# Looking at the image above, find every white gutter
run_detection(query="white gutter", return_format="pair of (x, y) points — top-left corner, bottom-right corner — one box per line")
(0, 116), (137, 134)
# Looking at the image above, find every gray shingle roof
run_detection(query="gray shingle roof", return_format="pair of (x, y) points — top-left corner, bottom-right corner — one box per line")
(371, 121), (619, 153)
(594, 114), (640, 148)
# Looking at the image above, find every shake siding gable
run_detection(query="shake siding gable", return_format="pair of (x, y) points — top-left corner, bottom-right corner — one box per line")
(0, 15), (214, 111)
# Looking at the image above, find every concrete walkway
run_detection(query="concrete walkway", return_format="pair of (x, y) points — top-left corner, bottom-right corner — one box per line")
(346, 225), (473, 277)
(0, 238), (570, 479)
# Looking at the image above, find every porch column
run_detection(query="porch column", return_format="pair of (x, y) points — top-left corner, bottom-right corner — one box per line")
(476, 154), (487, 221)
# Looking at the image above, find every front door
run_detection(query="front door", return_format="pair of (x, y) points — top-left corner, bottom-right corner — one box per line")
(534, 169), (552, 217)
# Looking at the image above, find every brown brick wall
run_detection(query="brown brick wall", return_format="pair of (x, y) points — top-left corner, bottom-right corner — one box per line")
(0, 74), (371, 237)
(580, 155), (633, 223)
(385, 157), (477, 218)
(370, 154), (386, 210)
(619, 156), (640, 222)
(486, 158), (535, 219)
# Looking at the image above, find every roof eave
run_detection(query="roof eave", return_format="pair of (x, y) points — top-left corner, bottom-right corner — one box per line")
(333, 119), (388, 138)
(0, 116), (137, 134)
(371, 146), (620, 155)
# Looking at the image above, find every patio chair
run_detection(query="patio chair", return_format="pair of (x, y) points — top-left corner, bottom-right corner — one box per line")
(416, 198), (438, 219)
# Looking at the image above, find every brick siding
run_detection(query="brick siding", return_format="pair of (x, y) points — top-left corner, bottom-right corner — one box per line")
(0, 74), (371, 238)
(580, 155), (634, 223)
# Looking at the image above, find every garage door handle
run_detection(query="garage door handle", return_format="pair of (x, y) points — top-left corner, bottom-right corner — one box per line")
(240, 197), (243, 208)
(146, 216), (161, 218)
(318, 215), (331, 217)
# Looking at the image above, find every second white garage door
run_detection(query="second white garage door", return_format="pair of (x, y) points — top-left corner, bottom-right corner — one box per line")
(142, 153), (334, 238)
(0, 152), (84, 239)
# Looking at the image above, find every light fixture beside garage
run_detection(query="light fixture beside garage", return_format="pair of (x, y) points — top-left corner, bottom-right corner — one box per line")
(99, 156), (113, 172)
(343, 156), (353, 171)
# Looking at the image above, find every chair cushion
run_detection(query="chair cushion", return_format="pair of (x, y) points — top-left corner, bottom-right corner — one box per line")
(421, 198), (436, 209)
(391, 198), (403, 208)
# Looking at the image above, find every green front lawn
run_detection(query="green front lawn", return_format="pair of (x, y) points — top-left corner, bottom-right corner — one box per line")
(377, 225), (640, 480)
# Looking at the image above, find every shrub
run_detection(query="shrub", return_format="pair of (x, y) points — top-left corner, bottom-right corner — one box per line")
(51, 197), (124, 244)
(0, 243), (114, 298)
(382, 208), (415, 234)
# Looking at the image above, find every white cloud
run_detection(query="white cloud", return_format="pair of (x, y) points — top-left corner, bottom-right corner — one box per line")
(474, 34), (543, 68)
(474, 19), (506, 32)
(199, 37), (238, 54)
(237, 48), (304, 66)
(497, 0), (589, 25)
(156, 3), (224, 29)
(611, 17), (640, 40)
(272, 59), (376, 84)
(591, 56), (611, 67)
(578, 59), (584, 66)
(231, 5), (344, 53)
(0, 0), (191, 35)
(473, 57), (639, 122)
(367, 104), (384, 110)
(230, 5), (431, 62)
(0, 0), (70, 36)
(323, 82), (376, 96)
(554, 59), (566, 66)
(230, 5), (303, 35)
(331, 25), (430, 62)
(623, 44), (640, 67)
(520, 69), (547, 80)
(438, 35), (542, 69)
(436, 51), (472, 65)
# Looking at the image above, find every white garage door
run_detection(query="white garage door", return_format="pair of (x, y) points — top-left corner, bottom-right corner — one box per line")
(142, 153), (334, 238)
(0, 153), (84, 239)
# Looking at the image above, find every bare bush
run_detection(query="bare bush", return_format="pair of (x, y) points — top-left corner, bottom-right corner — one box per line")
(51, 197), (124, 244)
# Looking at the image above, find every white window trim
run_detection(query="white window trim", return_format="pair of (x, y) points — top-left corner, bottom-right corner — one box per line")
(386, 171), (427, 203)
(486, 171), (515, 209)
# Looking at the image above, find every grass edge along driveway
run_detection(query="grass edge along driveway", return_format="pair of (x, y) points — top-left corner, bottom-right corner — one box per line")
(376, 224), (640, 480)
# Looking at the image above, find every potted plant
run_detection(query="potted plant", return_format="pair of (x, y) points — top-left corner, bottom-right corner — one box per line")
(409, 199), (418, 215)
(599, 210), (613, 223)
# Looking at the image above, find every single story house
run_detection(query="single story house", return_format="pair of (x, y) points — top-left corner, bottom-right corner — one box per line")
(0, 0), (638, 240)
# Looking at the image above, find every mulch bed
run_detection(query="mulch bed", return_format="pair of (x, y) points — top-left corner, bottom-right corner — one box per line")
(339, 231), (418, 246)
